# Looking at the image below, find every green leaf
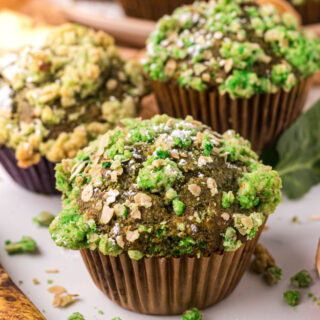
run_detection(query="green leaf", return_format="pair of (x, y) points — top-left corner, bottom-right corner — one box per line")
(275, 99), (320, 199)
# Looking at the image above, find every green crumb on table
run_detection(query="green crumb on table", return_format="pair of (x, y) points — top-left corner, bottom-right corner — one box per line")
(5, 236), (37, 255)
(67, 312), (85, 320)
(263, 266), (282, 286)
(182, 308), (202, 320)
(33, 211), (55, 227)
(112, 318), (121, 320)
(290, 270), (313, 288)
(308, 293), (313, 298)
(284, 290), (300, 307)
(97, 310), (104, 315)
(47, 280), (53, 284)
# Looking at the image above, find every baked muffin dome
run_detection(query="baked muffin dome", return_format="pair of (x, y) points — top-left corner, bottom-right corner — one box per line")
(0, 24), (149, 168)
(50, 115), (282, 259)
(143, 0), (320, 98)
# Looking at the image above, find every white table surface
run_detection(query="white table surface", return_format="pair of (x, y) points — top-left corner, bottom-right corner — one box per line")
(0, 162), (320, 320)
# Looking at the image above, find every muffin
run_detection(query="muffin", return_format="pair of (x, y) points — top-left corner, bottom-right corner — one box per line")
(289, 0), (320, 25)
(49, 115), (282, 314)
(118, 0), (200, 21)
(143, 0), (320, 153)
(0, 24), (149, 194)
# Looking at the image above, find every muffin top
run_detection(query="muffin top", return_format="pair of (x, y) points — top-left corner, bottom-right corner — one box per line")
(0, 24), (149, 168)
(50, 115), (282, 260)
(143, 0), (320, 98)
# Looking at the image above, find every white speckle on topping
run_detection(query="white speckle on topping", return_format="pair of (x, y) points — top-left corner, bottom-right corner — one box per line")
(190, 224), (198, 234)
(112, 223), (121, 235)
(105, 189), (120, 204)
(81, 184), (93, 202)
(179, 159), (187, 166)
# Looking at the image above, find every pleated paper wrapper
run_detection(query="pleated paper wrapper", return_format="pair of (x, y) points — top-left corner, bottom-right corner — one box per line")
(119, 0), (200, 21)
(294, 0), (320, 25)
(0, 147), (58, 194)
(151, 77), (312, 153)
(81, 223), (264, 315)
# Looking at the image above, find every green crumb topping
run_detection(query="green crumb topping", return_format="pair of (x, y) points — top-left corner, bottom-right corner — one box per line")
(222, 191), (235, 208)
(223, 227), (242, 251)
(144, 0), (320, 99)
(67, 312), (85, 320)
(182, 308), (202, 320)
(0, 24), (149, 168)
(263, 266), (282, 286)
(50, 115), (281, 258)
(284, 290), (300, 307)
(5, 236), (37, 255)
(33, 211), (55, 227)
(233, 212), (264, 239)
(290, 270), (313, 288)
(173, 198), (186, 215)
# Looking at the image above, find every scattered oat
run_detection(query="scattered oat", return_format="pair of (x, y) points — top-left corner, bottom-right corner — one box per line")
(48, 285), (67, 295)
(311, 215), (320, 221)
(126, 230), (140, 242)
(188, 184), (201, 197)
(81, 184), (93, 202)
(105, 189), (120, 205)
(198, 156), (213, 166)
(134, 193), (152, 208)
(221, 213), (230, 221)
(33, 278), (40, 285)
(207, 178), (218, 196)
(52, 293), (78, 308)
(116, 235), (125, 248)
(100, 205), (114, 225)
(45, 270), (59, 274)
(131, 208), (141, 220)
(263, 225), (270, 231)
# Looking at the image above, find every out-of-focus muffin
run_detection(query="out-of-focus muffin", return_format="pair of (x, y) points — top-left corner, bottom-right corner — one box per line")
(0, 24), (149, 194)
(143, 0), (320, 153)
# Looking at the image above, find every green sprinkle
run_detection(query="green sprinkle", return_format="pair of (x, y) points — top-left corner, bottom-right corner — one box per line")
(222, 191), (235, 208)
(173, 198), (185, 216)
(102, 162), (111, 169)
(47, 280), (53, 284)
(97, 310), (104, 315)
(284, 290), (300, 307)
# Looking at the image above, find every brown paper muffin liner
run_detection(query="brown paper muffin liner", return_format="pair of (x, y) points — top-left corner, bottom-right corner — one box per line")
(293, 1), (320, 25)
(151, 77), (312, 153)
(118, 0), (200, 21)
(80, 223), (263, 315)
(0, 147), (58, 194)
